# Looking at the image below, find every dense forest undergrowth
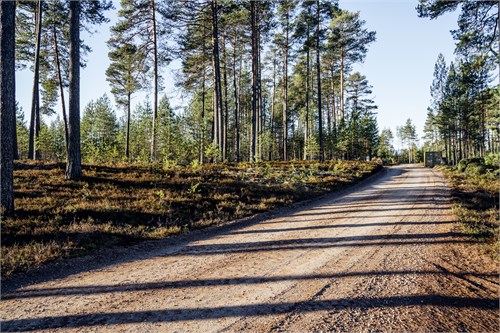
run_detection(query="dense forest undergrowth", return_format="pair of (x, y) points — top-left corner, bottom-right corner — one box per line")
(1, 159), (381, 277)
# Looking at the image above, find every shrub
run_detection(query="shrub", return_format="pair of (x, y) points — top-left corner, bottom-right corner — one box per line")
(457, 158), (485, 173)
(465, 162), (486, 175)
(485, 153), (499, 168)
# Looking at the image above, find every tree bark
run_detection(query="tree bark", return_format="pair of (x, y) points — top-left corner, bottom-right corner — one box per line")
(200, 28), (207, 164)
(250, 0), (258, 162)
(330, 66), (337, 130)
(12, 92), (17, 160)
(222, 32), (229, 161)
(125, 91), (131, 160)
(282, 9), (289, 161)
(211, 0), (224, 160)
(232, 34), (240, 163)
(257, 21), (262, 161)
(339, 52), (345, 122)
(29, 0), (42, 160)
(270, 50), (277, 161)
(316, 0), (324, 161)
(1, 0), (16, 214)
(150, 0), (158, 161)
(65, 0), (82, 180)
(304, 40), (310, 161)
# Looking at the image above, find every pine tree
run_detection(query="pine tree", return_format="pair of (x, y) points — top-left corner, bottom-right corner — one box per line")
(106, 34), (146, 160)
(1, 0), (16, 213)
(377, 128), (394, 163)
(417, 1), (499, 60)
(329, 10), (376, 122)
(16, 0), (112, 159)
(81, 95), (119, 163)
(344, 72), (377, 160)
(276, 0), (297, 161)
(113, 0), (170, 161)
(65, 0), (82, 180)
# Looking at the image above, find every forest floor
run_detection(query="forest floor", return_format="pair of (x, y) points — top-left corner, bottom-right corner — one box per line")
(1, 165), (498, 332)
(1, 160), (381, 277)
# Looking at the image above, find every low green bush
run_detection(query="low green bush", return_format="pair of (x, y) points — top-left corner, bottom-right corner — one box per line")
(457, 158), (485, 173)
(465, 162), (487, 175)
(485, 153), (499, 168)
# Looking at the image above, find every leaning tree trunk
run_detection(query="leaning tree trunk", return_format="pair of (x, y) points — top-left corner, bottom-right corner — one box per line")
(65, 1), (82, 180)
(29, 0), (42, 160)
(1, 0), (16, 214)
(53, 24), (69, 153)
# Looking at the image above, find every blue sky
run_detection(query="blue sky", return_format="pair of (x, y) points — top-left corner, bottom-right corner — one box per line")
(16, 0), (461, 146)
(339, 0), (459, 146)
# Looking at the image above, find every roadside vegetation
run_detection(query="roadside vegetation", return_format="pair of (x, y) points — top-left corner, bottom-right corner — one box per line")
(1, 160), (381, 277)
(440, 156), (499, 259)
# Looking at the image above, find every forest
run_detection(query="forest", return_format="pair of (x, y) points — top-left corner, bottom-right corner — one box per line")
(0, 0), (499, 264)
(3, 0), (497, 173)
(11, 0), (382, 168)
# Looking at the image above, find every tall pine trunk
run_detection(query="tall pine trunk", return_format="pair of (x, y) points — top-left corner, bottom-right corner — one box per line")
(65, 0), (82, 180)
(125, 91), (131, 160)
(304, 40), (309, 161)
(339, 48), (345, 121)
(29, 0), (42, 160)
(222, 33), (229, 161)
(12, 89), (17, 160)
(150, 0), (158, 161)
(232, 34), (240, 162)
(316, 0), (324, 161)
(211, 0), (223, 160)
(1, 0), (16, 213)
(200, 30), (207, 164)
(257, 23), (262, 161)
(282, 10), (290, 161)
(330, 67), (337, 130)
(250, 1), (258, 162)
(270, 50), (277, 161)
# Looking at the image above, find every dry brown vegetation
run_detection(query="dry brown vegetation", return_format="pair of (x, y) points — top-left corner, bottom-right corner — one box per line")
(440, 166), (500, 259)
(1, 160), (381, 277)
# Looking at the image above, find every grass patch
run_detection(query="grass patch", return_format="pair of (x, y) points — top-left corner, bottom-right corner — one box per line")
(1, 160), (381, 277)
(439, 166), (499, 259)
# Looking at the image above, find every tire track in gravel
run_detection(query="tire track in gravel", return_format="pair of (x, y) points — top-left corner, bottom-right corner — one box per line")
(1, 165), (498, 333)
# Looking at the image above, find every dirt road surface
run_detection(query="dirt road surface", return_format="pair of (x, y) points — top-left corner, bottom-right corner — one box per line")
(1, 165), (498, 332)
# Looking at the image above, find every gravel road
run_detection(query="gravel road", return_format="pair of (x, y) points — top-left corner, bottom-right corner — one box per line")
(1, 165), (498, 332)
